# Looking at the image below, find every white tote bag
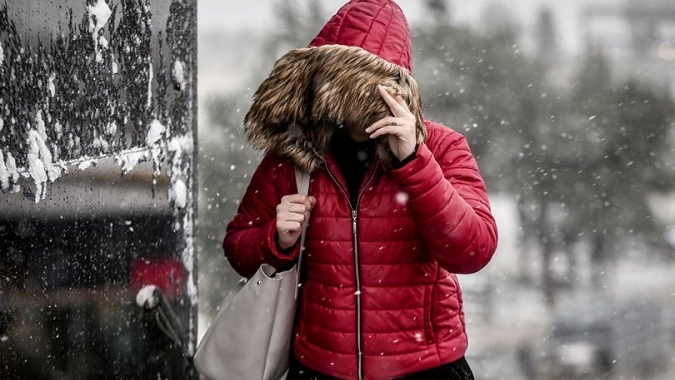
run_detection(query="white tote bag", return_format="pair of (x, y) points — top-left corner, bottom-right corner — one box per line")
(194, 168), (310, 380)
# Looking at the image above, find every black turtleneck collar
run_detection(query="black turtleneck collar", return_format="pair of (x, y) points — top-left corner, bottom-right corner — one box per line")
(330, 131), (376, 204)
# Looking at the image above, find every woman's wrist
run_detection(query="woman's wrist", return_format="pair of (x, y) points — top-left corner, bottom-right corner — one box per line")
(392, 143), (418, 168)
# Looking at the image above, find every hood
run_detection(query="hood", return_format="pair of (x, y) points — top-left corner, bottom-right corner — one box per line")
(309, 0), (413, 72)
(244, 44), (425, 173)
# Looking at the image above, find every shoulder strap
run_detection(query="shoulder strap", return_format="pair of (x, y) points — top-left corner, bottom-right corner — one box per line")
(294, 167), (310, 196)
(294, 167), (310, 299)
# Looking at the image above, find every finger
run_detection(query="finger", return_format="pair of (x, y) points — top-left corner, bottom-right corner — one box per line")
(278, 211), (306, 223)
(281, 194), (312, 204)
(377, 85), (404, 115)
(299, 201), (314, 221)
(280, 201), (310, 213)
(393, 93), (410, 111)
(278, 210), (305, 223)
(369, 126), (401, 139)
(365, 117), (401, 133)
(302, 196), (315, 211)
(378, 85), (415, 120)
(277, 220), (302, 233)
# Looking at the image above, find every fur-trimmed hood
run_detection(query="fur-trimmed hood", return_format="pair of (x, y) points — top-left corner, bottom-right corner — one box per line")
(244, 44), (425, 172)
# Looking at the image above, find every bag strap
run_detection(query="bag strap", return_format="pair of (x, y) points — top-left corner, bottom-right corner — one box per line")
(294, 167), (310, 300)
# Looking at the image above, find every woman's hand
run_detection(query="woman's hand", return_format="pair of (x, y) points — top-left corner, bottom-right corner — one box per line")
(365, 84), (418, 161)
(276, 194), (316, 250)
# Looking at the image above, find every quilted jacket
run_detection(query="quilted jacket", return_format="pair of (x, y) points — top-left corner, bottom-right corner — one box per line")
(223, 1), (498, 379)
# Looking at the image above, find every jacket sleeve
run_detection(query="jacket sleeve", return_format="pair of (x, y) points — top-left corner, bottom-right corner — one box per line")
(390, 124), (498, 274)
(222, 154), (300, 278)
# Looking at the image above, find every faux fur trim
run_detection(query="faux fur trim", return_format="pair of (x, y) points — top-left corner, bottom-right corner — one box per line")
(244, 44), (426, 172)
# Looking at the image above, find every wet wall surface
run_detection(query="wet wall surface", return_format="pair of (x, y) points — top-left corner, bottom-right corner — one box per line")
(0, 1), (197, 379)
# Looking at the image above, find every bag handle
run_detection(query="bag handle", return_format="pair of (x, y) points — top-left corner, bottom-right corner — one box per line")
(294, 167), (310, 299)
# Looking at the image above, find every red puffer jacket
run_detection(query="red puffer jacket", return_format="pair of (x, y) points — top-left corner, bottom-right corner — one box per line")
(224, 125), (497, 379)
(223, 1), (498, 379)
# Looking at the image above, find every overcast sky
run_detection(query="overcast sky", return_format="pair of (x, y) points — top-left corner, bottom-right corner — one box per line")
(198, 0), (621, 56)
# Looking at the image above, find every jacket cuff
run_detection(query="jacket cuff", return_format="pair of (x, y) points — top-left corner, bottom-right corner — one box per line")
(391, 143), (419, 168)
(390, 142), (432, 181)
(264, 220), (300, 268)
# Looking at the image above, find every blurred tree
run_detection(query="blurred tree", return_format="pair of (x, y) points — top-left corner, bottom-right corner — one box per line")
(424, 0), (450, 26)
(415, 1), (675, 306)
(413, 24), (537, 192)
(412, 5), (560, 302)
(559, 46), (675, 286)
(536, 8), (558, 61)
(263, 0), (326, 62)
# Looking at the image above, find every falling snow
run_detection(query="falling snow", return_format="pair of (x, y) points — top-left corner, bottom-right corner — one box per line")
(395, 191), (409, 205)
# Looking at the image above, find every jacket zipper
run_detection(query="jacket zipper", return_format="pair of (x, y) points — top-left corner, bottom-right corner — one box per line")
(325, 161), (379, 380)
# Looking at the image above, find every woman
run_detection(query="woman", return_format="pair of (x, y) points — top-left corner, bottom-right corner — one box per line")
(223, 1), (498, 379)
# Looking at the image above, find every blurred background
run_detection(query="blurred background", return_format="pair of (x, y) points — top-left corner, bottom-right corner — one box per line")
(197, 0), (675, 379)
